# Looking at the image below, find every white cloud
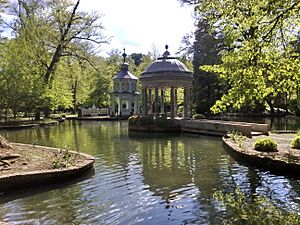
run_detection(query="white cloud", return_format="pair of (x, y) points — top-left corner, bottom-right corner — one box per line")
(79, 0), (195, 57)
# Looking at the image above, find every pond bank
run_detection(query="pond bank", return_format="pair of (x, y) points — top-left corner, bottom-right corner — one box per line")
(0, 120), (59, 130)
(129, 117), (269, 137)
(0, 139), (95, 194)
(223, 133), (300, 177)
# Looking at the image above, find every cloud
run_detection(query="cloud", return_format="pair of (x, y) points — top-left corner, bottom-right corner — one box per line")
(80, 0), (195, 56)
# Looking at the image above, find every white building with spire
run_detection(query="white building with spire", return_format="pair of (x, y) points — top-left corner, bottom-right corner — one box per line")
(110, 49), (140, 117)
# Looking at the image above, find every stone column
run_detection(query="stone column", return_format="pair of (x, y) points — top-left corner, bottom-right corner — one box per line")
(188, 87), (192, 118)
(161, 89), (165, 114)
(170, 86), (175, 119)
(133, 96), (137, 115)
(118, 96), (121, 116)
(149, 89), (153, 115)
(142, 87), (148, 116)
(174, 88), (178, 118)
(129, 95), (133, 115)
(154, 87), (159, 119)
(184, 87), (188, 118)
(136, 96), (140, 115)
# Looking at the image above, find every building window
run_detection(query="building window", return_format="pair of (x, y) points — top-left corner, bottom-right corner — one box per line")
(122, 101), (128, 109)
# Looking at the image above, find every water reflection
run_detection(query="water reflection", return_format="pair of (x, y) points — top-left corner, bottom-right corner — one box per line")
(0, 121), (299, 224)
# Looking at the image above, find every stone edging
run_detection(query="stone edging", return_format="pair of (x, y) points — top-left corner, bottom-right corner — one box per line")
(0, 120), (59, 130)
(129, 125), (181, 132)
(0, 144), (95, 193)
(222, 136), (300, 177)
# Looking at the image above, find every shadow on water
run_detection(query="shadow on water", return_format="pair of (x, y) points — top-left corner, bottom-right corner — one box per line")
(0, 169), (95, 204)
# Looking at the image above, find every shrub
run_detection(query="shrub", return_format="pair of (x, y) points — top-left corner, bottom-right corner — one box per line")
(139, 116), (154, 126)
(254, 137), (278, 152)
(193, 114), (206, 120)
(52, 149), (78, 169)
(227, 131), (246, 148)
(156, 117), (179, 129)
(128, 116), (155, 127)
(291, 136), (300, 149)
(50, 114), (62, 120)
(128, 115), (141, 126)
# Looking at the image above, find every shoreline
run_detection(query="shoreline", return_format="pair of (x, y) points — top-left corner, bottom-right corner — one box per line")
(222, 134), (300, 177)
(0, 143), (95, 194)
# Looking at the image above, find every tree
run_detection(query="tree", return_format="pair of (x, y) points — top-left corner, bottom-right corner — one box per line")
(192, 19), (226, 114)
(184, 0), (300, 114)
(0, 33), (44, 120)
(2, 0), (108, 119)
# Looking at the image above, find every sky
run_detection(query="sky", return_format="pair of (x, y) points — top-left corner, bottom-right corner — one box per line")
(79, 0), (195, 57)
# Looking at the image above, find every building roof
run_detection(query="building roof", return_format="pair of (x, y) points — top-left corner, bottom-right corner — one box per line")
(113, 62), (138, 80)
(142, 48), (191, 75)
(140, 45), (193, 88)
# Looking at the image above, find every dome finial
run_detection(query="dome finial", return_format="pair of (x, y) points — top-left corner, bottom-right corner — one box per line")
(162, 44), (170, 58)
(122, 48), (127, 63)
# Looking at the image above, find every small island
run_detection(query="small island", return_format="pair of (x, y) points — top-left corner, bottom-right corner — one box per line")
(0, 135), (95, 193)
(223, 132), (300, 176)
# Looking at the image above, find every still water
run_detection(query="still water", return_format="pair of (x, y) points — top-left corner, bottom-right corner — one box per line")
(0, 120), (300, 225)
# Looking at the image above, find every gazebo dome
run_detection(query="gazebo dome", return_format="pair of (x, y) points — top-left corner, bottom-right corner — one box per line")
(142, 49), (191, 75)
(140, 45), (193, 88)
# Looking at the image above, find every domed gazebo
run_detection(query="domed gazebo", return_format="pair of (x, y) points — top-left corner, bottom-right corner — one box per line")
(140, 45), (193, 119)
(110, 49), (140, 117)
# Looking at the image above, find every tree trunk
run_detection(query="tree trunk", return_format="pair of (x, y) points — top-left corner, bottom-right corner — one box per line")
(43, 0), (81, 83)
(44, 107), (50, 119)
(72, 80), (78, 115)
(267, 100), (275, 114)
(35, 111), (41, 121)
(297, 87), (300, 109)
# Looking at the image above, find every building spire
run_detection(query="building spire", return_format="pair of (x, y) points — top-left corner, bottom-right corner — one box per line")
(122, 48), (127, 63)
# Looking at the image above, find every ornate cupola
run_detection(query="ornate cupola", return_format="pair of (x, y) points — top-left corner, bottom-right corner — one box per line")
(110, 49), (140, 117)
(140, 45), (193, 119)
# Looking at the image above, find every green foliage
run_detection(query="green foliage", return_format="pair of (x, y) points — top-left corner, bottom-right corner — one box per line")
(227, 131), (246, 148)
(139, 116), (155, 126)
(291, 136), (300, 149)
(214, 189), (300, 225)
(193, 114), (206, 120)
(50, 114), (63, 120)
(254, 137), (278, 152)
(0, 0), (108, 118)
(128, 115), (141, 126)
(52, 149), (78, 169)
(183, 0), (300, 114)
(128, 116), (154, 126)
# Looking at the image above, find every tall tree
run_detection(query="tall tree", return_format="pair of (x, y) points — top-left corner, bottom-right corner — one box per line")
(2, 0), (108, 119)
(192, 19), (226, 114)
(182, 0), (300, 114)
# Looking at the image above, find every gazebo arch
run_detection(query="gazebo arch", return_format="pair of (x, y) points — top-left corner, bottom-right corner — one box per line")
(140, 45), (193, 119)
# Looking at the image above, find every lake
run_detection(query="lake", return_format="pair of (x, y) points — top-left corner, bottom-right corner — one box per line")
(0, 120), (299, 224)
